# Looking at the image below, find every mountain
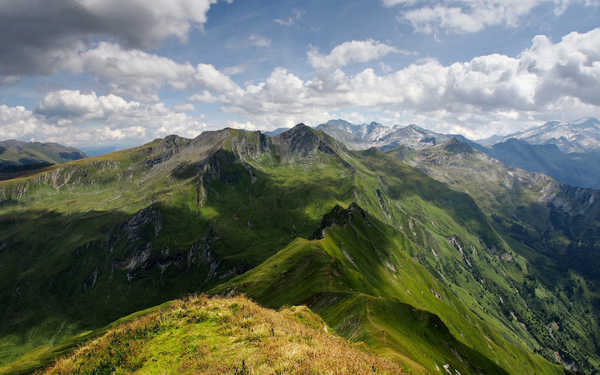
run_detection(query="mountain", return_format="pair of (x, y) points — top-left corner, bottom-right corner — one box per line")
(0, 124), (592, 374)
(391, 137), (600, 373)
(489, 118), (600, 153)
(486, 138), (600, 188)
(0, 140), (87, 179)
(79, 145), (120, 157)
(316, 119), (464, 150)
(32, 295), (403, 375)
(317, 118), (600, 189)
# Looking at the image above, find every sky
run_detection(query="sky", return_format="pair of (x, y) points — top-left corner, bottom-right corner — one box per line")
(0, 0), (599, 148)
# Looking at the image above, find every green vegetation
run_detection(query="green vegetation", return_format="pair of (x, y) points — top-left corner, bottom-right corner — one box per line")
(0, 125), (586, 374)
(39, 295), (404, 375)
(0, 140), (87, 180)
(394, 139), (600, 372)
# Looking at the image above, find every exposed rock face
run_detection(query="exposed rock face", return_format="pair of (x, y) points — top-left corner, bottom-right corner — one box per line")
(110, 204), (163, 247)
(145, 135), (192, 167)
(311, 202), (367, 240)
(273, 123), (340, 159)
(98, 205), (249, 284)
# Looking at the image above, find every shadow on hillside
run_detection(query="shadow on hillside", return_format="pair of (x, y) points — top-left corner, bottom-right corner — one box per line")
(0, 151), (356, 372)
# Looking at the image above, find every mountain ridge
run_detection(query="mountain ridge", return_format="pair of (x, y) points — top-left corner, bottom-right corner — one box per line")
(485, 117), (600, 153)
(0, 124), (591, 374)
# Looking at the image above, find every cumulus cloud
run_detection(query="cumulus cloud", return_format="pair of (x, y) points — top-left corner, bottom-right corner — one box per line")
(0, 0), (221, 77)
(63, 42), (196, 101)
(186, 28), (600, 136)
(60, 42), (243, 102)
(36, 90), (140, 121)
(387, 0), (599, 34)
(0, 91), (207, 146)
(308, 40), (407, 70)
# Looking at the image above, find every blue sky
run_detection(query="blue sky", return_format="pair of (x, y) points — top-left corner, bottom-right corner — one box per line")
(0, 0), (599, 147)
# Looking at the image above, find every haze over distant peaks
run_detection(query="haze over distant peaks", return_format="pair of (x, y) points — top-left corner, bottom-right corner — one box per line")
(489, 117), (600, 153)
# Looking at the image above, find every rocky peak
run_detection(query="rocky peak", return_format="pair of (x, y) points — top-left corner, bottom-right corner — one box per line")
(442, 137), (474, 154)
(273, 123), (342, 158)
(311, 202), (367, 239)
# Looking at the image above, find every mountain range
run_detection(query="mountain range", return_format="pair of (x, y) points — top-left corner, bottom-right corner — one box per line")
(315, 118), (600, 189)
(483, 117), (600, 153)
(1, 122), (600, 374)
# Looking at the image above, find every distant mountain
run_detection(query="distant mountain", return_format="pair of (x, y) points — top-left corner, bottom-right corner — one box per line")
(317, 118), (600, 189)
(0, 140), (87, 177)
(490, 117), (600, 153)
(486, 138), (600, 188)
(80, 145), (120, 157)
(316, 119), (464, 150)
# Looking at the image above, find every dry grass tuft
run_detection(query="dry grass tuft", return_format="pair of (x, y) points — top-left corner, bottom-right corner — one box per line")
(40, 295), (403, 374)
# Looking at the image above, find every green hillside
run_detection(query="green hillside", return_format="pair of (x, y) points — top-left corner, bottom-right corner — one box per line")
(0, 140), (87, 180)
(22, 295), (403, 375)
(393, 138), (600, 372)
(0, 125), (583, 374)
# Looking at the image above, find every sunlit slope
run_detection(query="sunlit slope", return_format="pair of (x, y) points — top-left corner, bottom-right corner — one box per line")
(392, 138), (600, 372)
(32, 295), (403, 375)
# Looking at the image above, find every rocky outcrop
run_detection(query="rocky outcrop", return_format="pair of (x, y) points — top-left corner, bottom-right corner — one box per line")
(109, 205), (163, 248)
(311, 203), (367, 240)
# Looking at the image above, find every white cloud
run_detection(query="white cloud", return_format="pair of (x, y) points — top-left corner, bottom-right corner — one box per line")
(0, 90), (207, 146)
(0, 0), (224, 77)
(36, 90), (140, 121)
(186, 28), (600, 137)
(248, 34), (272, 48)
(227, 121), (259, 130)
(61, 42), (243, 102)
(189, 91), (221, 103)
(308, 40), (406, 70)
(389, 0), (600, 34)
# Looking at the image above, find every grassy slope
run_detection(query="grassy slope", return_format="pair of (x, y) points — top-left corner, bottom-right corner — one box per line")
(394, 141), (600, 372)
(39, 295), (403, 375)
(0, 127), (562, 374)
(0, 141), (86, 166)
(214, 206), (560, 375)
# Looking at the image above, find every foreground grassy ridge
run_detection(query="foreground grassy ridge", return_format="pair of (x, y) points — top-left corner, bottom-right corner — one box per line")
(41, 295), (403, 375)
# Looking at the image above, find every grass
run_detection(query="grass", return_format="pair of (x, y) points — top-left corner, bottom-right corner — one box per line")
(40, 295), (404, 375)
(213, 206), (563, 375)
